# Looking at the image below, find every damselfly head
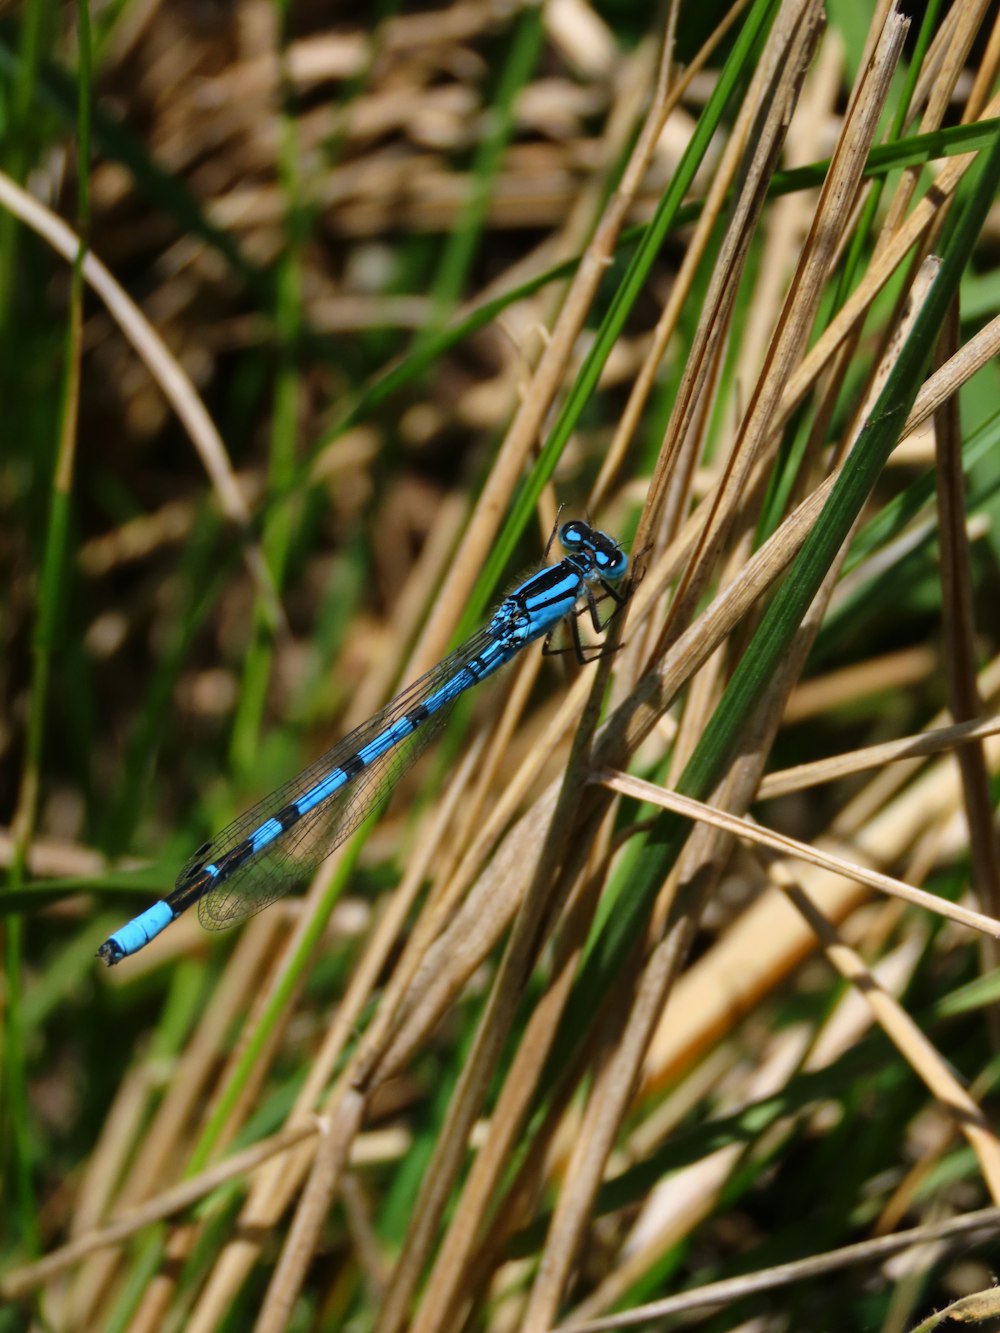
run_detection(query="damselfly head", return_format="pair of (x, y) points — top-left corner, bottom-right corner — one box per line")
(559, 520), (628, 581)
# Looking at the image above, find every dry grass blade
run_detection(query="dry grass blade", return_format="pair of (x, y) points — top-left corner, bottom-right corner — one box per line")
(0, 170), (280, 625)
(771, 863), (1000, 1195)
(759, 712), (1000, 799)
(933, 301), (1000, 957)
(597, 771), (1000, 942)
(0, 1122), (406, 1299)
(553, 1208), (1000, 1330)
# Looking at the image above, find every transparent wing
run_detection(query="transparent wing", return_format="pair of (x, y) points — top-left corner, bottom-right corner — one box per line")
(183, 626), (502, 931)
(197, 711), (451, 928)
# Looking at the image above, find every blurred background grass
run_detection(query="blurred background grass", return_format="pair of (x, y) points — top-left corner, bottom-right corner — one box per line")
(2, 0), (1000, 1330)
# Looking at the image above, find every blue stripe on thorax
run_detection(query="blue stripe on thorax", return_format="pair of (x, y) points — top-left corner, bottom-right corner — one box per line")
(522, 568), (581, 624)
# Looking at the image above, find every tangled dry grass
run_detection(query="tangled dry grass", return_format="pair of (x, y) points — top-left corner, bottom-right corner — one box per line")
(2, 1), (1000, 1330)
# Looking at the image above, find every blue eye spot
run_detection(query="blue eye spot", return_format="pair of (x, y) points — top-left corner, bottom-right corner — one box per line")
(595, 542), (627, 579)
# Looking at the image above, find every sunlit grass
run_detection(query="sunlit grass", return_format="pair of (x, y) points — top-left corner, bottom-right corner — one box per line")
(2, 2), (1000, 1331)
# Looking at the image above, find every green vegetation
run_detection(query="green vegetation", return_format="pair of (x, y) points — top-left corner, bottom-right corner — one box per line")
(2, 1), (999, 1330)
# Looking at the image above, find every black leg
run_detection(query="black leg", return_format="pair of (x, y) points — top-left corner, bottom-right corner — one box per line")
(541, 570), (632, 663)
(542, 608), (626, 664)
(570, 613), (589, 663)
(576, 627), (625, 664)
(541, 628), (562, 657)
(587, 580), (631, 633)
(582, 588), (605, 635)
(543, 505), (566, 561)
(597, 576), (629, 607)
(542, 616), (589, 661)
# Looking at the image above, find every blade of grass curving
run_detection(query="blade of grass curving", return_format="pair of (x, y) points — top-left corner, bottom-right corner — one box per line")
(0, 21), (275, 311)
(569, 124), (1000, 1052)
(3, 0), (93, 1256)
